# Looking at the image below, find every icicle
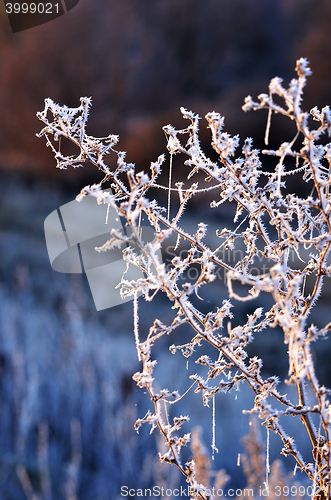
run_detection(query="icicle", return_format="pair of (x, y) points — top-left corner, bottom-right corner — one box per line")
(105, 203), (110, 225)
(138, 210), (142, 239)
(264, 98), (272, 146)
(167, 152), (173, 221)
(265, 427), (270, 494)
(237, 453), (241, 466)
(211, 394), (219, 460)
(164, 400), (170, 427)
(133, 291), (141, 361)
(302, 274), (307, 299)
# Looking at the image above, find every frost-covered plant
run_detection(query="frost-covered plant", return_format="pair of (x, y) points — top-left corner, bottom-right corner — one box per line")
(37, 59), (331, 499)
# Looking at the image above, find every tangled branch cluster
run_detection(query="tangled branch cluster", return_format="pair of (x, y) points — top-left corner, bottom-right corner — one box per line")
(38, 59), (331, 499)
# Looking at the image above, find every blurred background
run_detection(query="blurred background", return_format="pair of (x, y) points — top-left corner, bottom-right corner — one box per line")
(1, 0), (331, 498)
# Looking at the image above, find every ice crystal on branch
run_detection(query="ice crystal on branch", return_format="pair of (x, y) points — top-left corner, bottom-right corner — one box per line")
(38, 59), (331, 499)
